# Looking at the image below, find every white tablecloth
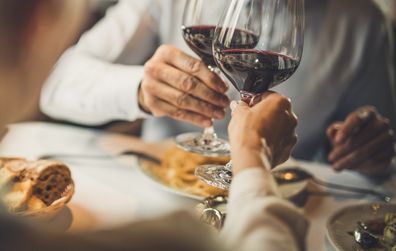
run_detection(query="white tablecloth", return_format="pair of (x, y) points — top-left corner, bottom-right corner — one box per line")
(0, 122), (394, 251)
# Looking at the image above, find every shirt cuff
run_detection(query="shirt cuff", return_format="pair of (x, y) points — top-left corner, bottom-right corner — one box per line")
(105, 64), (151, 121)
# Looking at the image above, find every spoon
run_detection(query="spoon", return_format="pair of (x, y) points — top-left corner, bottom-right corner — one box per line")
(272, 167), (392, 203)
(353, 221), (380, 248)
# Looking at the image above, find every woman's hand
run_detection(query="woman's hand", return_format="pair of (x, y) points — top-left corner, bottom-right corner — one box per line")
(228, 92), (298, 174)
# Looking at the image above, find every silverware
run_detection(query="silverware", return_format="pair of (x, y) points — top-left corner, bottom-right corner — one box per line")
(197, 195), (227, 230)
(272, 167), (392, 203)
(353, 221), (381, 248)
(37, 150), (161, 164)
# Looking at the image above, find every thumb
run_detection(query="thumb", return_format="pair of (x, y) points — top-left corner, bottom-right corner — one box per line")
(334, 107), (376, 144)
(326, 122), (343, 145)
(231, 100), (249, 115)
(230, 101), (238, 112)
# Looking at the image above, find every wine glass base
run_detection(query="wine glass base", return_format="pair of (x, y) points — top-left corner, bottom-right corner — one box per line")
(195, 164), (232, 190)
(175, 132), (230, 157)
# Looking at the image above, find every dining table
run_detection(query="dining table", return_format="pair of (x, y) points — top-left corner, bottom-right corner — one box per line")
(0, 122), (394, 251)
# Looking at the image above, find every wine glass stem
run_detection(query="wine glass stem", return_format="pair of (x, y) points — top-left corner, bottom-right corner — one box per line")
(240, 91), (261, 106)
(202, 124), (218, 141)
(200, 65), (222, 143)
(225, 161), (232, 171)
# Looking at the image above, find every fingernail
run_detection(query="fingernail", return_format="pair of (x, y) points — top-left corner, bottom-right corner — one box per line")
(220, 84), (228, 92)
(230, 101), (238, 112)
(328, 154), (335, 163)
(357, 110), (370, 120)
(333, 124), (342, 130)
(203, 120), (212, 127)
(214, 110), (225, 119)
(221, 98), (230, 107)
(332, 161), (344, 171)
(335, 133), (344, 144)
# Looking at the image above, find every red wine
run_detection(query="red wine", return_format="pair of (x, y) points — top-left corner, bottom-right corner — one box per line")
(215, 49), (299, 96)
(182, 25), (217, 66)
(182, 25), (259, 67)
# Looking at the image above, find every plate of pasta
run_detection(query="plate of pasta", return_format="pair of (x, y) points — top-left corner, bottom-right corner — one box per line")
(137, 145), (308, 201)
(138, 146), (229, 200)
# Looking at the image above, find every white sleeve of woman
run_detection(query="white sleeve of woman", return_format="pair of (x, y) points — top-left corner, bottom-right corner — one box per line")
(221, 167), (309, 251)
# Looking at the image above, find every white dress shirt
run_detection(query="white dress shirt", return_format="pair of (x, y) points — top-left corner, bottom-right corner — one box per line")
(373, 0), (396, 23)
(41, 0), (395, 160)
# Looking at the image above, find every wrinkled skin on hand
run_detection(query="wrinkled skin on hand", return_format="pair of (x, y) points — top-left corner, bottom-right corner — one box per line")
(327, 106), (395, 175)
(139, 45), (230, 128)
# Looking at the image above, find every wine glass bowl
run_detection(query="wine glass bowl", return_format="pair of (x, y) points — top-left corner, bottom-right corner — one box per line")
(195, 0), (305, 189)
(215, 49), (300, 104)
(181, 25), (218, 68)
(213, 0), (304, 104)
(175, 0), (231, 156)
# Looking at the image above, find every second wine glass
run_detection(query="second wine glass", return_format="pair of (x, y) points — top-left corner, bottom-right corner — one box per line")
(175, 0), (231, 157)
(196, 0), (305, 189)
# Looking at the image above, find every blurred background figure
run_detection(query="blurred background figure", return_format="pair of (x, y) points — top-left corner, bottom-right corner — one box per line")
(40, 0), (396, 176)
(0, 0), (87, 131)
(373, 0), (396, 24)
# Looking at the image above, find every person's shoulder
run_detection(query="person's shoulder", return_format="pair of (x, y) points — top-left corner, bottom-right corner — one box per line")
(117, 0), (161, 10)
(324, 0), (389, 54)
(328, 0), (386, 27)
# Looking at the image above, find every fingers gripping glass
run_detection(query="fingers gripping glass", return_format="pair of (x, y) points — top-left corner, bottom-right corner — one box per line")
(196, 0), (305, 189)
(175, 0), (231, 156)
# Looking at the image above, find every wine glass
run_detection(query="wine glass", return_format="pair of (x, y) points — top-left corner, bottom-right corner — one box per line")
(175, 0), (231, 157)
(196, 0), (305, 189)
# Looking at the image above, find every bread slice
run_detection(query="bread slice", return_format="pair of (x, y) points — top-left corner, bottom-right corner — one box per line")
(27, 160), (72, 206)
(1, 159), (73, 213)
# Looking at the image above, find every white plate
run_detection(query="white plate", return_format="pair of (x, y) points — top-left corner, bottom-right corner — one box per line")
(137, 158), (308, 201)
(326, 203), (396, 251)
(137, 161), (204, 200)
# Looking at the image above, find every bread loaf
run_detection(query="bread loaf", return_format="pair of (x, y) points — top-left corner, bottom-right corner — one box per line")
(27, 160), (72, 206)
(0, 158), (73, 213)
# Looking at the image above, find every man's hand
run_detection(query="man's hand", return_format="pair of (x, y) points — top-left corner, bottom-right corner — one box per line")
(327, 106), (395, 175)
(138, 45), (230, 127)
(228, 92), (298, 174)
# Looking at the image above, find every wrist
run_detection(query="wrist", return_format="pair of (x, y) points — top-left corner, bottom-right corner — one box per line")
(231, 146), (270, 175)
(138, 81), (151, 114)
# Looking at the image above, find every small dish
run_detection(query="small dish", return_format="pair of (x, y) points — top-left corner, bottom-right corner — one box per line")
(326, 203), (396, 251)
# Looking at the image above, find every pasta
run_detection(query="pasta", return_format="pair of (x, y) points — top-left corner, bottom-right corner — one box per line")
(143, 146), (230, 197)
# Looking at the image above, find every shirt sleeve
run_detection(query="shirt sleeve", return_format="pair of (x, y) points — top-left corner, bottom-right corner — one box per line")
(328, 0), (396, 133)
(40, 0), (159, 125)
(221, 168), (309, 251)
